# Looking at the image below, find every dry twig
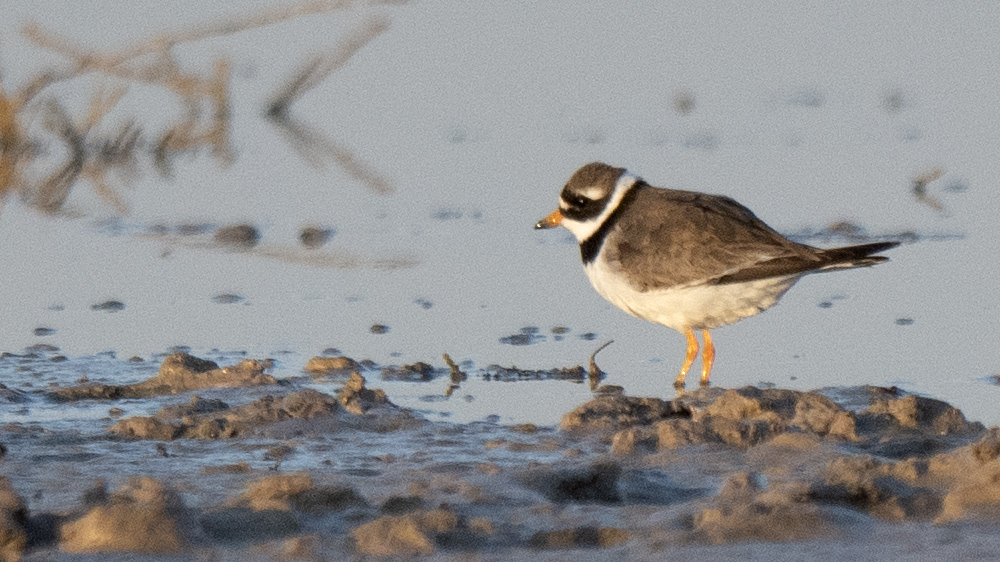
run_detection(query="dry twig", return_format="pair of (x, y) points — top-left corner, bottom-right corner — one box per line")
(912, 167), (945, 212)
(266, 16), (393, 193)
(2, 0), (399, 213)
(588, 340), (614, 391)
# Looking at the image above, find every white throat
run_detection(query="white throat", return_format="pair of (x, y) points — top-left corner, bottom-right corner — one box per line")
(561, 172), (638, 242)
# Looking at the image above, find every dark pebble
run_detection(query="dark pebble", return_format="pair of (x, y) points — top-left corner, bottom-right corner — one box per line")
(299, 227), (335, 249)
(214, 224), (260, 249)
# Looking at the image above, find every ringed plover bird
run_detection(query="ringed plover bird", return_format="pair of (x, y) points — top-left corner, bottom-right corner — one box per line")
(535, 162), (898, 388)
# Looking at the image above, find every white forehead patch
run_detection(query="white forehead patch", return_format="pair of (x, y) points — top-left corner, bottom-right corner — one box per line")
(579, 184), (608, 201)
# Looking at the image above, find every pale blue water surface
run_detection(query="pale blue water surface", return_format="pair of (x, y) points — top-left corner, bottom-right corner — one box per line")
(0, 1), (997, 428)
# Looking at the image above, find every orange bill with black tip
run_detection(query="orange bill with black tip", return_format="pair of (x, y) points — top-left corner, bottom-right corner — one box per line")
(534, 209), (563, 229)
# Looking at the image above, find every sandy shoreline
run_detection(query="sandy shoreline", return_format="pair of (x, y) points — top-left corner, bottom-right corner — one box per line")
(3, 351), (1000, 560)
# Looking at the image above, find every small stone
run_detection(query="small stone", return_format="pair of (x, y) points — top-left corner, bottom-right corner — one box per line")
(299, 226), (335, 249)
(214, 224), (259, 249)
(91, 300), (126, 312)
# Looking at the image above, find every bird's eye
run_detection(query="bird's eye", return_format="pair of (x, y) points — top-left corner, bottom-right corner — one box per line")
(570, 195), (589, 207)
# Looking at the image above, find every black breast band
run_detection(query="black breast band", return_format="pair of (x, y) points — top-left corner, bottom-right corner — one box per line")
(579, 183), (642, 264)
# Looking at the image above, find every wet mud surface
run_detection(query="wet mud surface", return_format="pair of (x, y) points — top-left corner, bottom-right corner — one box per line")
(3, 349), (1000, 560)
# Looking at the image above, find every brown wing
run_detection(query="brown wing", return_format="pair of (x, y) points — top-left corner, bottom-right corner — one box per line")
(605, 185), (824, 290)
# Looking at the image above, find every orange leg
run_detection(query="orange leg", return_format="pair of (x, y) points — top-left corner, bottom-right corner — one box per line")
(674, 327), (699, 388)
(700, 329), (715, 387)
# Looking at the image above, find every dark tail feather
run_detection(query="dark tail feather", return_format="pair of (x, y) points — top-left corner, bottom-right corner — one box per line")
(712, 240), (900, 284)
(817, 241), (901, 268)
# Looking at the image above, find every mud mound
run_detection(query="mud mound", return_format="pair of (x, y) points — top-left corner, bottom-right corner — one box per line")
(303, 355), (359, 377)
(108, 372), (413, 440)
(560, 394), (691, 432)
(50, 353), (278, 400)
(60, 478), (194, 554)
(566, 386), (983, 454)
(0, 478), (28, 562)
(109, 389), (339, 440)
(337, 371), (392, 414)
(683, 472), (845, 544)
(230, 474), (368, 513)
(200, 474), (368, 542)
(350, 506), (493, 556)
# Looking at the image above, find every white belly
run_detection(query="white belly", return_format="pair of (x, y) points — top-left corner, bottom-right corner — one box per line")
(583, 259), (801, 332)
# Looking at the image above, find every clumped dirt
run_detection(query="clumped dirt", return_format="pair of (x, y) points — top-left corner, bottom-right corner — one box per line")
(3, 351), (1000, 560)
(59, 477), (195, 554)
(0, 478), (28, 562)
(48, 352), (278, 400)
(303, 355), (359, 377)
(108, 389), (339, 440)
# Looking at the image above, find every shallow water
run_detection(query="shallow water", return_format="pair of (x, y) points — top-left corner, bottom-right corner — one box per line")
(2, 2), (1000, 558)
(3, 2), (999, 429)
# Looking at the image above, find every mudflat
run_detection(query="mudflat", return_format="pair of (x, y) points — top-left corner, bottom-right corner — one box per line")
(3, 350), (1000, 561)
